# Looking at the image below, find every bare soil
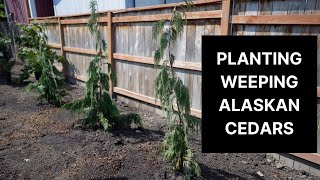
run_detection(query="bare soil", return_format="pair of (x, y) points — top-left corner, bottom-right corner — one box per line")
(0, 84), (319, 180)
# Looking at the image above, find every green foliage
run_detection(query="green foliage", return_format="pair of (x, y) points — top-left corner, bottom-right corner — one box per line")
(152, 1), (201, 179)
(27, 44), (66, 106)
(64, 0), (141, 131)
(16, 24), (43, 48)
(0, 32), (12, 73)
(0, 32), (10, 50)
(0, 1), (6, 18)
(17, 23), (66, 106)
(64, 56), (120, 129)
(17, 24), (65, 80)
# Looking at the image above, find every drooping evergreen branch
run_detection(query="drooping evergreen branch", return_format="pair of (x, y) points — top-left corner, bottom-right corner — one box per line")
(17, 23), (66, 106)
(152, 1), (201, 179)
(64, 0), (141, 130)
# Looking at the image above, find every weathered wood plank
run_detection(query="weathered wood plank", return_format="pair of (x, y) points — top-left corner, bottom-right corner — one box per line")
(269, 0), (288, 35)
(232, 14), (320, 25)
(122, 20), (130, 106)
(192, 9), (205, 110)
(305, 0), (317, 14)
(58, 17), (67, 76)
(204, 2), (218, 35)
(255, 0), (273, 35)
(113, 53), (201, 71)
(141, 11), (154, 112)
(63, 46), (98, 55)
(46, 25), (61, 44)
(113, 10), (222, 23)
(58, 18), (65, 56)
(114, 20), (124, 103)
(107, 12), (113, 96)
(30, 19), (58, 24)
(133, 12), (143, 109)
(184, 19), (196, 110)
(232, 0), (246, 35)
(243, 0), (258, 35)
(64, 52), (95, 81)
(49, 43), (61, 49)
(60, 17), (108, 24)
(136, 11), (148, 111)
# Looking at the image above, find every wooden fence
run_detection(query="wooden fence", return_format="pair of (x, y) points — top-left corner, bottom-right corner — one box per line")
(29, 0), (320, 118)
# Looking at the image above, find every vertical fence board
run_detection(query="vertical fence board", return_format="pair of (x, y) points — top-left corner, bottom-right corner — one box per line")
(140, 11), (153, 112)
(232, 0), (246, 35)
(270, 0), (288, 35)
(185, 20), (196, 108)
(243, 0), (258, 35)
(115, 21), (124, 103)
(255, 0), (272, 35)
(134, 11), (144, 109)
(127, 19), (135, 108)
(122, 22), (130, 105)
(192, 7), (205, 110)
(108, 12), (113, 96)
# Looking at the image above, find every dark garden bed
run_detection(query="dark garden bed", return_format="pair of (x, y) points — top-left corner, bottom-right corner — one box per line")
(0, 84), (319, 180)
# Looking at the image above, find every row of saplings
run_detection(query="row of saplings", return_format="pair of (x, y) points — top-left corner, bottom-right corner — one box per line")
(15, 0), (201, 179)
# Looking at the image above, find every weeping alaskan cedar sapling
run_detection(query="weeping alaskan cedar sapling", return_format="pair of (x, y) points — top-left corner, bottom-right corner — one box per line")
(152, 1), (201, 179)
(64, 0), (142, 130)
(17, 23), (66, 107)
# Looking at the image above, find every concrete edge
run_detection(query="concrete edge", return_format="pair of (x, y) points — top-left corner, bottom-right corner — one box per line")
(267, 153), (320, 177)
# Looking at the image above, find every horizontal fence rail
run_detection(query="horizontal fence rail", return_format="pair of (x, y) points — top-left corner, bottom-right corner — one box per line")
(113, 87), (202, 118)
(29, 0), (320, 119)
(112, 10), (222, 23)
(232, 14), (320, 25)
(113, 53), (202, 71)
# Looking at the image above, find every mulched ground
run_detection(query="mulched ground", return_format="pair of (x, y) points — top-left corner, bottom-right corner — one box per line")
(0, 83), (319, 180)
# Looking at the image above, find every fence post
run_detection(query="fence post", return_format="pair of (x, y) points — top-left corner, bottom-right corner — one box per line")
(58, 17), (67, 76)
(221, 0), (231, 35)
(107, 11), (114, 97)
